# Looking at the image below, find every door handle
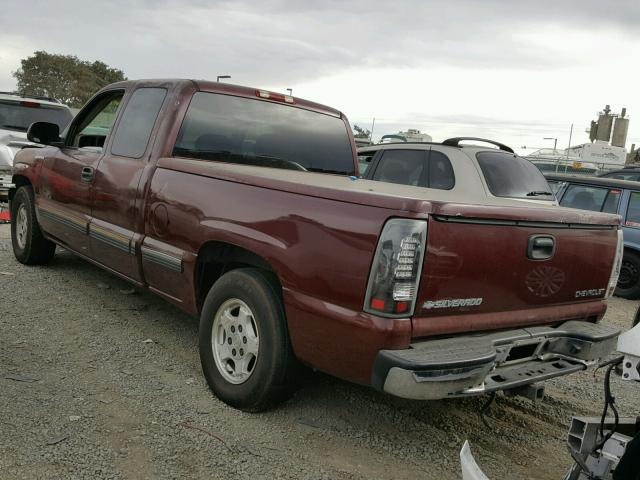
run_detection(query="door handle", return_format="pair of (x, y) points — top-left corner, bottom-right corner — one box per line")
(81, 166), (95, 182)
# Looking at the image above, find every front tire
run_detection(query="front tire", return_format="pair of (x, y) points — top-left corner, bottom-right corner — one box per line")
(616, 251), (640, 300)
(10, 186), (56, 265)
(199, 268), (299, 412)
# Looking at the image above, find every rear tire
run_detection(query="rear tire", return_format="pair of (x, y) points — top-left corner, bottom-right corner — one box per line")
(10, 186), (56, 265)
(615, 251), (640, 300)
(199, 268), (299, 412)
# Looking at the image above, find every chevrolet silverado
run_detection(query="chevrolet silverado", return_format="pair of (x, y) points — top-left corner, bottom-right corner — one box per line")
(9, 79), (623, 411)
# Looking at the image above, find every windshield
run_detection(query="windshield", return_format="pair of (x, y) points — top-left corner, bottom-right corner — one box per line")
(477, 151), (554, 199)
(173, 92), (355, 175)
(0, 101), (72, 132)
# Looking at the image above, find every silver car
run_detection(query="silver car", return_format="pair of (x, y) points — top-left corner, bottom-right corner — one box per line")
(0, 92), (73, 201)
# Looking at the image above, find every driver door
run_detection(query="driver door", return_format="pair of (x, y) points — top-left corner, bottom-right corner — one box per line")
(38, 90), (124, 254)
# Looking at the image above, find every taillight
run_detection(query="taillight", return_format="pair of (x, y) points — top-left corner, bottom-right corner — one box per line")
(606, 229), (624, 298)
(255, 89), (294, 104)
(20, 101), (40, 108)
(364, 218), (427, 317)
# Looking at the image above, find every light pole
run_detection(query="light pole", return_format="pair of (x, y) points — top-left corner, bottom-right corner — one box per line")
(217, 75), (231, 82)
(286, 88), (292, 96)
(544, 137), (558, 153)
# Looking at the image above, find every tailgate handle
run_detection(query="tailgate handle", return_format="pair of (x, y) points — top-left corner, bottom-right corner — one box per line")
(528, 235), (555, 260)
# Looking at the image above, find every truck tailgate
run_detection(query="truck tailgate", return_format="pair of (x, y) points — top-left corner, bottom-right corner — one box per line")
(412, 213), (619, 337)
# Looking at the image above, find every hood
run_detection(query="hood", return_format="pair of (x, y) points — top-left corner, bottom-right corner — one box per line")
(0, 130), (35, 170)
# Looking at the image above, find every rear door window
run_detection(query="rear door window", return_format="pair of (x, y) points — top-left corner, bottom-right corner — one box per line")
(371, 149), (454, 189)
(559, 184), (621, 213)
(428, 151), (455, 189)
(625, 192), (640, 227)
(372, 150), (425, 186)
(173, 92), (355, 175)
(111, 88), (167, 158)
(477, 151), (553, 199)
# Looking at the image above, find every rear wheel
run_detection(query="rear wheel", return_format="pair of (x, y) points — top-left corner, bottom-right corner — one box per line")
(11, 186), (56, 265)
(199, 268), (299, 411)
(616, 250), (640, 299)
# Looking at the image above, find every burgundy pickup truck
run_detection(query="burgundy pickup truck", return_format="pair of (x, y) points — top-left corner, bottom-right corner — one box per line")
(10, 79), (623, 411)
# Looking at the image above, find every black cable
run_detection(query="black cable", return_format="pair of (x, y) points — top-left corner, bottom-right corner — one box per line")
(593, 358), (624, 454)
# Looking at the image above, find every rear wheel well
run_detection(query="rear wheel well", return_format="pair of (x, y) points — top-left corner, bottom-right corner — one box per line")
(195, 241), (281, 312)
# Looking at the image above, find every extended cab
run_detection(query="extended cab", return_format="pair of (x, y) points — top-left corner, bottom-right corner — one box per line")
(9, 80), (623, 411)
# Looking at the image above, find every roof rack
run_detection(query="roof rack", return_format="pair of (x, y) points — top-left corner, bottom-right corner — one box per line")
(442, 137), (514, 154)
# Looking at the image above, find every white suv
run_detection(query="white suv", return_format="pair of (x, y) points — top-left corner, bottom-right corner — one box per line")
(0, 92), (73, 201)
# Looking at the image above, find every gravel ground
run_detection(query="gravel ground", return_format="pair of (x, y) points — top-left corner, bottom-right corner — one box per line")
(1, 222), (639, 480)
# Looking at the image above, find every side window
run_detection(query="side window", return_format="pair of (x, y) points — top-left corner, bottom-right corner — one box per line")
(69, 91), (124, 150)
(428, 151), (454, 190)
(372, 150), (425, 186)
(626, 192), (640, 228)
(111, 88), (167, 158)
(560, 184), (620, 213)
(358, 151), (376, 175)
(601, 188), (622, 214)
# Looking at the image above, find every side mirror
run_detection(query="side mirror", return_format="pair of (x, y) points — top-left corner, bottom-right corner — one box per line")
(27, 122), (62, 146)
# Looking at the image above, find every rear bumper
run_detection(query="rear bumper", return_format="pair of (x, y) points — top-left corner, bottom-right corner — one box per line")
(372, 321), (620, 400)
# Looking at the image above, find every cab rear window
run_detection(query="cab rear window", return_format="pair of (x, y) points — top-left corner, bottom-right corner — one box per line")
(173, 92), (355, 175)
(477, 151), (553, 199)
(0, 101), (72, 132)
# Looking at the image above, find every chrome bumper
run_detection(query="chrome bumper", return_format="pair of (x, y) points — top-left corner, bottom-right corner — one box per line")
(372, 321), (620, 400)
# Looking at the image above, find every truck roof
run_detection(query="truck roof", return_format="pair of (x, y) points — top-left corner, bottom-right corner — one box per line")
(98, 78), (343, 118)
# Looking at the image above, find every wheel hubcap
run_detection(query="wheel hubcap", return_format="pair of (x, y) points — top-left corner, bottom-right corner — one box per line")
(15, 205), (28, 249)
(211, 299), (259, 385)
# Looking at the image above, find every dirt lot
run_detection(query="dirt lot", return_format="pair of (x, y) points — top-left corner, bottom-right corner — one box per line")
(1, 222), (638, 480)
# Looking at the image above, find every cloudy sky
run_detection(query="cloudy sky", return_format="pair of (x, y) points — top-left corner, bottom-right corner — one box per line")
(1, 0), (639, 154)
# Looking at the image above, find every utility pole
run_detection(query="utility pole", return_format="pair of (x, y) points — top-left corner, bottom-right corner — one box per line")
(566, 124), (573, 159)
(370, 118), (376, 143)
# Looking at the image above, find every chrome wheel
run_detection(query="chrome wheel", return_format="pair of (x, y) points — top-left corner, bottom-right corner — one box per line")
(211, 298), (259, 385)
(15, 204), (28, 250)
